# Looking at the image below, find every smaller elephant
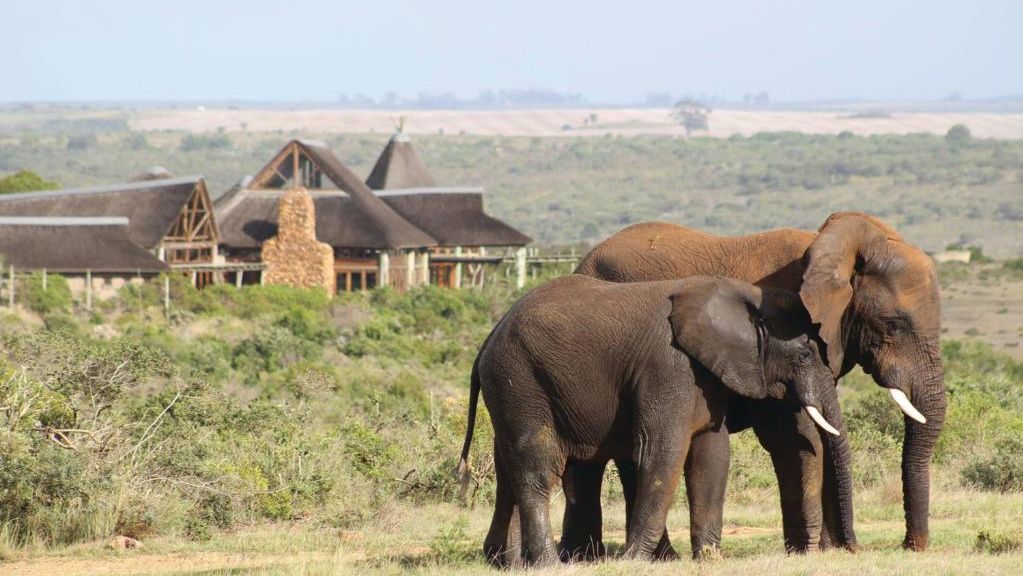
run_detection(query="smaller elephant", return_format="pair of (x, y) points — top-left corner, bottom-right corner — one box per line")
(458, 275), (843, 567)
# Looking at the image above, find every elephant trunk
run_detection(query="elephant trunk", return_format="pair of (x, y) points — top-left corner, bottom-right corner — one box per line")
(900, 366), (946, 551)
(819, 380), (857, 550)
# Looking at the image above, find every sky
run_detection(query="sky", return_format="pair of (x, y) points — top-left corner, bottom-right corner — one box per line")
(3, 0), (1021, 103)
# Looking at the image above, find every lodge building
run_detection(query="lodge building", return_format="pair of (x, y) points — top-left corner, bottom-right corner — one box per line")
(0, 133), (531, 297)
(215, 135), (531, 292)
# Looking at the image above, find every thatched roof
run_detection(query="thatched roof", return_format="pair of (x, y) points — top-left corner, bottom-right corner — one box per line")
(217, 189), (436, 251)
(377, 188), (531, 247)
(366, 133), (437, 190)
(0, 177), (203, 249)
(218, 140), (435, 250)
(0, 217), (168, 273)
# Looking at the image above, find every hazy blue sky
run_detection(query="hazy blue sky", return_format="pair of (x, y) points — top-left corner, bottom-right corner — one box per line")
(3, 0), (1020, 103)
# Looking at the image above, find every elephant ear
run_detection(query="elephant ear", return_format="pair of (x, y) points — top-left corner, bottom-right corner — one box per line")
(670, 279), (769, 399)
(800, 212), (892, 375)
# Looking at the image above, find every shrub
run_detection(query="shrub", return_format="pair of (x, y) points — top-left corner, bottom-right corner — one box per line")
(962, 435), (1023, 492)
(0, 170), (59, 194)
(24, 272), (73, 314)
(180, 134), (233, 151)
(975, 528), (1022, 554)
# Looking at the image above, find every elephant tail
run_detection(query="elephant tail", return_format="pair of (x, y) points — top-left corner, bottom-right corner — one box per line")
(456, 353), (482, 484)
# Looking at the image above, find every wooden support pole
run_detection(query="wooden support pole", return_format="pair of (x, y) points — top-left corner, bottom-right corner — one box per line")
(235, 271), (243, 288)
(405, 251), (415, 288)
(453, 246), (463, 289)
(7, 265), (14, 308)
(42, 268), (47, 291)
(378, 252), (390, 287)
(515, 247), (527, 289)
(417, 252), (429, 286)
(163, 275), (170, 315)
(85, 270), (93, 311)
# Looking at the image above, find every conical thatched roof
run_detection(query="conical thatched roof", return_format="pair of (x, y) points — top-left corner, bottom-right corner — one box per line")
(366, 132), (437, 190)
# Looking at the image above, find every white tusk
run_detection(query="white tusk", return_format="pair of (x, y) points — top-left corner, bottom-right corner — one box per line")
(805, 406), (841, 436)
(889, 388), (927, 424)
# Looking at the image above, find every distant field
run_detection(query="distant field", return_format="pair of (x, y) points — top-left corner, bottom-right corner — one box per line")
(128, 107), (1023, 139)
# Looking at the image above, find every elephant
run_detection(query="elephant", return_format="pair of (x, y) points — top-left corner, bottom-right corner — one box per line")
(561, 211), (944, 555)
(457, 274), (847, 567)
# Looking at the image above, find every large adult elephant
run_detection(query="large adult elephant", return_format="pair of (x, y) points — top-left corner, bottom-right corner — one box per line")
(567, 212), (945, 553)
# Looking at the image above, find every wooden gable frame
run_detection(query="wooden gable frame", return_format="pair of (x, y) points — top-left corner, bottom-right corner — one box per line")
(162, 180), (219, 265)
(251, 141), (330, 190)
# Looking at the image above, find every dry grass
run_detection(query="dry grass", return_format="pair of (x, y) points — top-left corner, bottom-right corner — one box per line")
(6, 482), (1023, 576)
(128, 108), (1023, 139)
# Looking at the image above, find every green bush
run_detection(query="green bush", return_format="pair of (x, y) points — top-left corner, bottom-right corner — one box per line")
(975, 528), (1022, 554)
(962, 436), (1023, 492)
(0, 169), (59, 194)
(23, 272), (73, 314)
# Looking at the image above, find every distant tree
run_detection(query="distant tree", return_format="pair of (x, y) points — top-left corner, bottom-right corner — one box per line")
(0, 170), (59, 194)
(754, 91), (770, 105)
(67, 134), (98, 151)
(672, 99), (711, 137)
(946, 124), (972, 146)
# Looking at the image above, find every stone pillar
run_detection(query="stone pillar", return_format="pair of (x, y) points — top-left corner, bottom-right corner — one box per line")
(379, 252), (390, 287)
(405, 251), (416, 287)
(417, 251), (430, 286)
(453, 246), (462, 289)
(515, 247), (527, 289)
(261, 187), (336, 294)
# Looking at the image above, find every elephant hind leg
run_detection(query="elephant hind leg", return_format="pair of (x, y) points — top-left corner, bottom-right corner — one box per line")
(484, 444), (521, 568)
(503, 432), (566, 566)
(559, 460), (608, 562)
(618, 458), (678, 561)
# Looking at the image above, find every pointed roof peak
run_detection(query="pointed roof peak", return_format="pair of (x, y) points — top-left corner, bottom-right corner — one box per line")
(367, 130), (436, 190)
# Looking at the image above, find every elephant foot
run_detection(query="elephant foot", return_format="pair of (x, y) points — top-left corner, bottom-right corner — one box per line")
(558, 539), (606, 563)
(654, 537), (680, 562)
(903, 532), (928, 552)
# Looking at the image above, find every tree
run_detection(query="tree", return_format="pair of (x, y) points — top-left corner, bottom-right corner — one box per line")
(0, 170), (59, 194)
(946, 124), (972, 146)
(672, 99), (711, 137)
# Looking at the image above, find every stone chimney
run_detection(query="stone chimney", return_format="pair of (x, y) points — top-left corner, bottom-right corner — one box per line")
(261, 187), (335, 294)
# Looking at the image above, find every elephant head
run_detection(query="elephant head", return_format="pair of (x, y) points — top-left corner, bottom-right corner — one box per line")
(800, 212), (945, 551)
(669, 278), (843, 435)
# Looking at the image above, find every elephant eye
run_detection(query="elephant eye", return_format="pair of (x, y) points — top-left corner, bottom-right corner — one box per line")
(798, 349), (813, 363)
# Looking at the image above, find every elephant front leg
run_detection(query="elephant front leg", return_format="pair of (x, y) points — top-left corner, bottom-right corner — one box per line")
(559, 460), (607, 561)
(685, 425), (729, 559)
(752, 404), (824, 553)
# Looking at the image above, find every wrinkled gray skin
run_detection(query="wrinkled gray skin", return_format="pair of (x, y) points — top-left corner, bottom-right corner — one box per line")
(458, 275), (847, 567)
